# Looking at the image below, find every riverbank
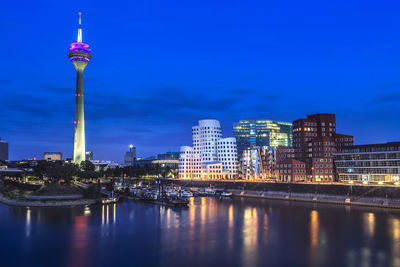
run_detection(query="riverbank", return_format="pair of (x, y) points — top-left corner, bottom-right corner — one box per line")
(166, 179), (400, 209)
(0, 192), (96, 207)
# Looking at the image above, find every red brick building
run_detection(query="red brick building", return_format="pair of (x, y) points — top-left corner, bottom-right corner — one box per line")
(276, 146), (295, 162)
(312, 157), (334, 182)
(276, 159), (307, 182)
(292, 113), (354, 182)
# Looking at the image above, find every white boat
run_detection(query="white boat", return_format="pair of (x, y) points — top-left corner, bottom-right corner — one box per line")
(221, 192), (232, 197)
(181, 191), (193, 197)
(205, 188), (216, 195)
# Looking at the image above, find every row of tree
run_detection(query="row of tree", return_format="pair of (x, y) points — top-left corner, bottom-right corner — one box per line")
(32, 160), (98, 183)
(28, 160), (174, 183)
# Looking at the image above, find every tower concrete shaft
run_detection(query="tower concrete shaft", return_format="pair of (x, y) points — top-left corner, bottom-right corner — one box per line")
(68, 12), (92, 164)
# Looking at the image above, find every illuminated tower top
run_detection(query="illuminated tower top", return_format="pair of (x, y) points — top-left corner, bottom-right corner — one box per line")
(68, 12), (91, 71)
(78, 12), (82, 42)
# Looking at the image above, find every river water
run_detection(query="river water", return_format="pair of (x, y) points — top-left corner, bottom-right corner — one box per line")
(0, 197), (399, 267)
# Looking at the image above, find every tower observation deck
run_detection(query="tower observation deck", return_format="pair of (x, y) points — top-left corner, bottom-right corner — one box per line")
(68, 12), (92, 163)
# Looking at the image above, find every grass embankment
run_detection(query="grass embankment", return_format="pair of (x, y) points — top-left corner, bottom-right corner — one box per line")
(0, 182), (32, 200)
(30, 184), (82, 196)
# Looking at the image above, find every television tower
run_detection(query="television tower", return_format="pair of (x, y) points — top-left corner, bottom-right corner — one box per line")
(68, 12), (92, 163)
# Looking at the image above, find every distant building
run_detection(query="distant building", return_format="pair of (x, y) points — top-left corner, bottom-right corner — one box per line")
(233, 119), (292, 157)
(135, 152), (179, 177)
(91, 160), (119, 171)
(124, 145), (136, 166)
(44, 152), (62, 161)
(292, 113), (354, 182)
(0, 139), (9, 162)
(86, 151), (93, 161)
(334, 142), (400, 183)
(179, 119), (239, 179)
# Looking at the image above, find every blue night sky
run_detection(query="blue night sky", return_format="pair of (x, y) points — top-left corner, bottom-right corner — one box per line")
(1, 0), (400, 162)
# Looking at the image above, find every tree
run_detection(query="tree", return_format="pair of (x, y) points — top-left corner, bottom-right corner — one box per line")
(78, 160), (98, 181)
(80, 160), (95, 172)
(45, 162), (78, 184)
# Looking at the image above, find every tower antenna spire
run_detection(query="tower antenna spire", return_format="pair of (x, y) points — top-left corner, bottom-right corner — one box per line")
(77, 12), (82, 42)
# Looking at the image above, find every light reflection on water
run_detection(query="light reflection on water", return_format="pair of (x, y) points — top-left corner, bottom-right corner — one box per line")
(364, 212), (375, 238)
(2, 197), (400, 267)
(25, 207), (31, 238)
(309, 210), (319, 267)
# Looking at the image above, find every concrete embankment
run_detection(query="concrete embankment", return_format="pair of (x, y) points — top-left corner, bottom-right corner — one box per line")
(166, 179), (400, 209)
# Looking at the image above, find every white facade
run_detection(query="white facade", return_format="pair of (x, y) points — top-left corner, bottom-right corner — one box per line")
(179, 119), (238, 179)
(178, 146), (194, 178)
(217, 137), (238, 179)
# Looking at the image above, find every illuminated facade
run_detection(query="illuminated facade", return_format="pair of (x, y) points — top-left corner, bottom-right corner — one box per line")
(233, 119), (292, 158)
(179, 119), (238, 179)
(334, 142), (400, 183)
(68, 12), (92, 164)
(241, 146), (277, 180)
(44, 152), (62, 161)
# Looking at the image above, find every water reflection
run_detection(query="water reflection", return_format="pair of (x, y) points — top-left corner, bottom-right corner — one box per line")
(25, 207), (31, 238)
(309, 210), (319, 267)
(3, 198), (400, 267)
(242, 207), (259, 267)
(391, 216), (400, 267)
(228, 204), (234, 250)
(310, 210), (319, 247)
(364, 212), (375, 238)
(67, 215), (90, 267)
(113, 203), (116, 224)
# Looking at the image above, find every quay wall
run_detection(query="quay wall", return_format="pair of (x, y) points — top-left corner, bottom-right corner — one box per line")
(165, 179), (400, 198)
(165, 179), (400, 208)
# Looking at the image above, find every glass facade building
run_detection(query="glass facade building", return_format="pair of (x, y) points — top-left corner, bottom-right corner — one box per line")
(334, 142), (400, 183)
(233, 120), (292, 158)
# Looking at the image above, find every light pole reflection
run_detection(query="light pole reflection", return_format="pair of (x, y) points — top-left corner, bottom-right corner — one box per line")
(26, 207), (31, 238)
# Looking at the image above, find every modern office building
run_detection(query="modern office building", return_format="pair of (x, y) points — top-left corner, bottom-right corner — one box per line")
(240, 146), (277, 180)
(136, 152), (179, 177)
(233, 119), (292, 157)
(85, 151), (93, 161)
(68, 12), (92, 164)
(334, 142), (400, 183)
(44, 152), (62, 161)
(292, 113), (354, 182)
(0, 139), (9, 162)
(179, 119), (238, 179)
(124, 145), (137, 166)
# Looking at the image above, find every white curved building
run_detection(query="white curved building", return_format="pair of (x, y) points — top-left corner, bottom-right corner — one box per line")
(179, 119), (238, 179)
(217, 137), (238, 179)
(178, 146), (194, 178)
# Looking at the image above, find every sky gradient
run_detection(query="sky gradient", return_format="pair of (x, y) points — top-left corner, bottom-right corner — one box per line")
(1, 0), (400, 162)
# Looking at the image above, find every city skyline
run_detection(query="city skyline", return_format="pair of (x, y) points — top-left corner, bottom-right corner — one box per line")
(1, 1), (400, 162)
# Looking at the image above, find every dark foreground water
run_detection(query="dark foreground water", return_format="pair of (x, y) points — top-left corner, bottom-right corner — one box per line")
(0, 197), (399, 267)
